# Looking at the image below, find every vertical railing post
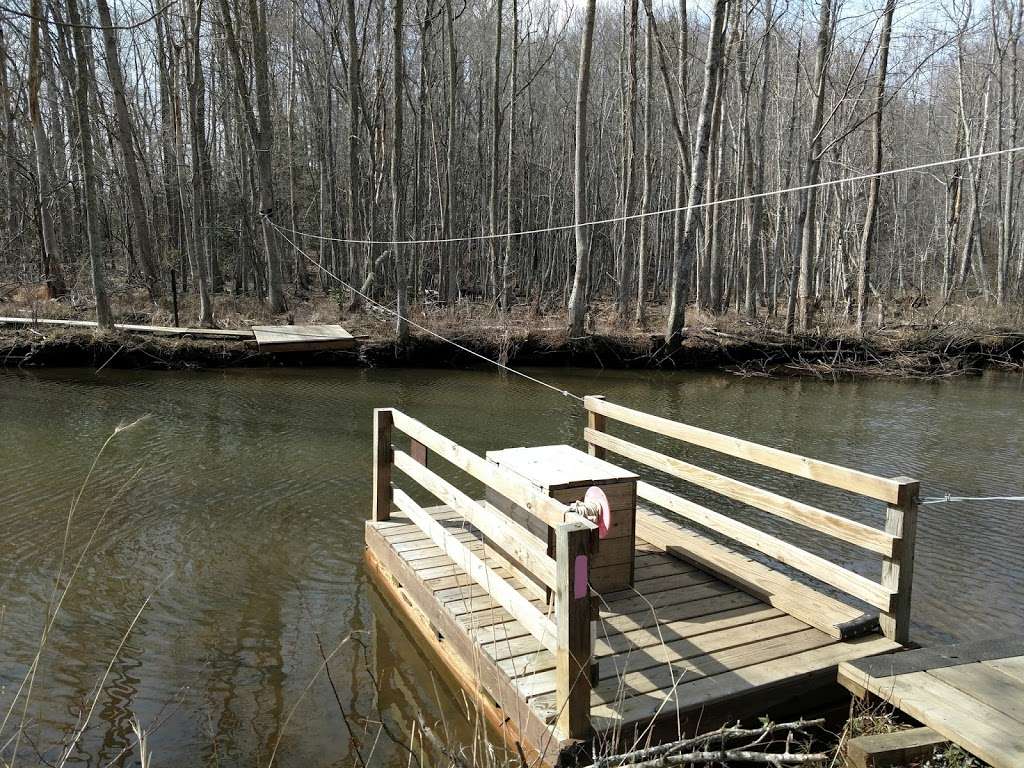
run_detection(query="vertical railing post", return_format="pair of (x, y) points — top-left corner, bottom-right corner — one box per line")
(879, 477), (919, 644)
(373, 408), (394, 522)
(555, 518), (593, 740)
(585, 395), (606, 459)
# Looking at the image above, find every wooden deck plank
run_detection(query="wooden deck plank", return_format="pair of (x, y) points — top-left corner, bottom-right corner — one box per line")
(524, 626), (833, 701)
(839, 669), (1024, 768)
(636, 507), (875, 639)
(499, 613), (812, 683)
(928, 663), (1024, 723)
(585, 634), (900, 730)
(982, 656), (1024, 685)
(252, 323), (355, 352)
(474, 592), (767, 663)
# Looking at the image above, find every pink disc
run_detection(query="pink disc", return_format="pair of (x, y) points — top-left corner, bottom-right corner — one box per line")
(585, 486), (611, 539)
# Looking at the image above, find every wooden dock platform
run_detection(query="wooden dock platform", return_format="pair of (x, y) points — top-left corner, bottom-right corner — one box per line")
(839, 638), (1024, 768)
(365, 399), (920, 765)
(251, 324), (355, 352)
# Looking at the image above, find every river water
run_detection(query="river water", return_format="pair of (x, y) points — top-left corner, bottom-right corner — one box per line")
(1, 366), (1022, 766)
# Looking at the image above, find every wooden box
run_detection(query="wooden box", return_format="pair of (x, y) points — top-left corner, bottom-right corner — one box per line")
(485, 444), (638, 593)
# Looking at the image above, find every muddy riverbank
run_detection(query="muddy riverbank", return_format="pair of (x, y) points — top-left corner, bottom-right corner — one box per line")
(1, 321), (1022, 376)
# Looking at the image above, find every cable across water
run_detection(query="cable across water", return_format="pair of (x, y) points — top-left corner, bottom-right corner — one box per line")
(269, 144), (1024, 247)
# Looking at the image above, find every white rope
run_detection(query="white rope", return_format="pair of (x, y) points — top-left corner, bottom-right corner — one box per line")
(269, 144), (1024, 246)
(268, 220), (585, 402)
(921, 494), (1024, 504)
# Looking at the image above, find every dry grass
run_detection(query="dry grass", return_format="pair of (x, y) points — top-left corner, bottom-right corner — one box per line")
(830, 699), (986, 768)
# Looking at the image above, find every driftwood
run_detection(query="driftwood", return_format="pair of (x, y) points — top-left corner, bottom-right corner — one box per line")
(595, 719), (828, 768)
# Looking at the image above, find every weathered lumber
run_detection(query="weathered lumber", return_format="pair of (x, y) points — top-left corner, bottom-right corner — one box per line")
(391, 410), (594, 533)
(584, 396), (906, 504)
(585, 427), (895, 556)
(635, 507), (875, 639)
(392, 487), (558, 652)
(637, 481), (893, 611)
(845, 727), (945, 768)
(393, 449), (556, 589)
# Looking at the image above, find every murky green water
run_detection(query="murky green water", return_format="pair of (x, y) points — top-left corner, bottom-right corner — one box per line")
(1, 366), (1022, 766)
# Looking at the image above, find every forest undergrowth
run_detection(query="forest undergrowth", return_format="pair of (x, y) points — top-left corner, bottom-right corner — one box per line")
(2, 286), (1023, 376)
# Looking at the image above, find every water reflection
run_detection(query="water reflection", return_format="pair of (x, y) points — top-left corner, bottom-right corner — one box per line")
(1, 366), (1021, 766)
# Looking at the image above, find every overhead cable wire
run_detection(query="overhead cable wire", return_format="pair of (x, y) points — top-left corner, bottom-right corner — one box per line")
(921, 494), (1024, 504)
(267, 219), (585, 402)
(268, 144), (1024, 247)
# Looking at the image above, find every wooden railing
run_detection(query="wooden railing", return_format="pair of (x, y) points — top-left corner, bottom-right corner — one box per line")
(372, 408), (598, 739)
(583, 396), (920, 644)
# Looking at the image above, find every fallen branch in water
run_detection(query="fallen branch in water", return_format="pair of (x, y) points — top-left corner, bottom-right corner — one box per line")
(595, 719), (828, 767)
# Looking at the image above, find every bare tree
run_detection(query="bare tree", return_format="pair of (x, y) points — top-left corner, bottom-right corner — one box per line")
(393, 0), (408, 342)
(27, 0), (67, 298)
(856, 0), (896, 332)
(664, 0), (729, 344)
(219, 0), (287, 313)
(66, 0), (114, 329)
(567, 0), (597, 338)
(96, 0), (162, 299)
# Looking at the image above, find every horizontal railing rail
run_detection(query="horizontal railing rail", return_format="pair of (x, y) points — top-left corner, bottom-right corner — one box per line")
(372, 408), (595, 739)
(583, 396), (919, 644)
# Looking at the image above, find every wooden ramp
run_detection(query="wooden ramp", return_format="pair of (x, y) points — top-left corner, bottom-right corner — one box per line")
(365, 402), (918, 765)
(251, 324), (355, 352)
(839, 639), (1024, 768)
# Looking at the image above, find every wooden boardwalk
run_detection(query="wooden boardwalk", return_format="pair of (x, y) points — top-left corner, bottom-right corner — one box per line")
(839, 639), (1024, 768)
(0, 315), (253, 338)
(0, 316), (358, 351)
(251, 324), (355, 352)
(365, 400), (920, 765)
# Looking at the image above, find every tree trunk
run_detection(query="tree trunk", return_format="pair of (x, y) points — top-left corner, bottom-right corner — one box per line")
(185, 0), (215, 326)
(501, 0), (519, 311)
(393, 0), (409, 342)
(635, 17), (654, 325)
(220, 0), (287, 313)
(96, 0), (162, 299)
(487, 0), (504, 301)
(567, 0), (598, 338)
(27, 0), (67, 298)
(67, 0), (114, 329)
(664, 0), (728, 344)
(856, 0), (895, 333)
(792, 0), (832, 333)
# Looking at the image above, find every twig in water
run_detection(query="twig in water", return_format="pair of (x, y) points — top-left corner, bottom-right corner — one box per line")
(315, 632), (367, 768)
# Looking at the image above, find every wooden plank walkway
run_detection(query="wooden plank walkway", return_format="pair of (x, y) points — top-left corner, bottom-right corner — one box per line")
(0, 315), (254, 339)
(366, 502), (900, 762)
(839, 639), (1024, 768)
(251, 324), (355, 352)
(0, 316), (360, 351)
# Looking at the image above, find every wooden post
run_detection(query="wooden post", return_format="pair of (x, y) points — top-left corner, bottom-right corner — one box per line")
(879, 477), (919, 644)
(170, 268), (179, 328)
(555, 519), (593, 740)
(585, 395), (606, 459)
(373, 408), (394, 522)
